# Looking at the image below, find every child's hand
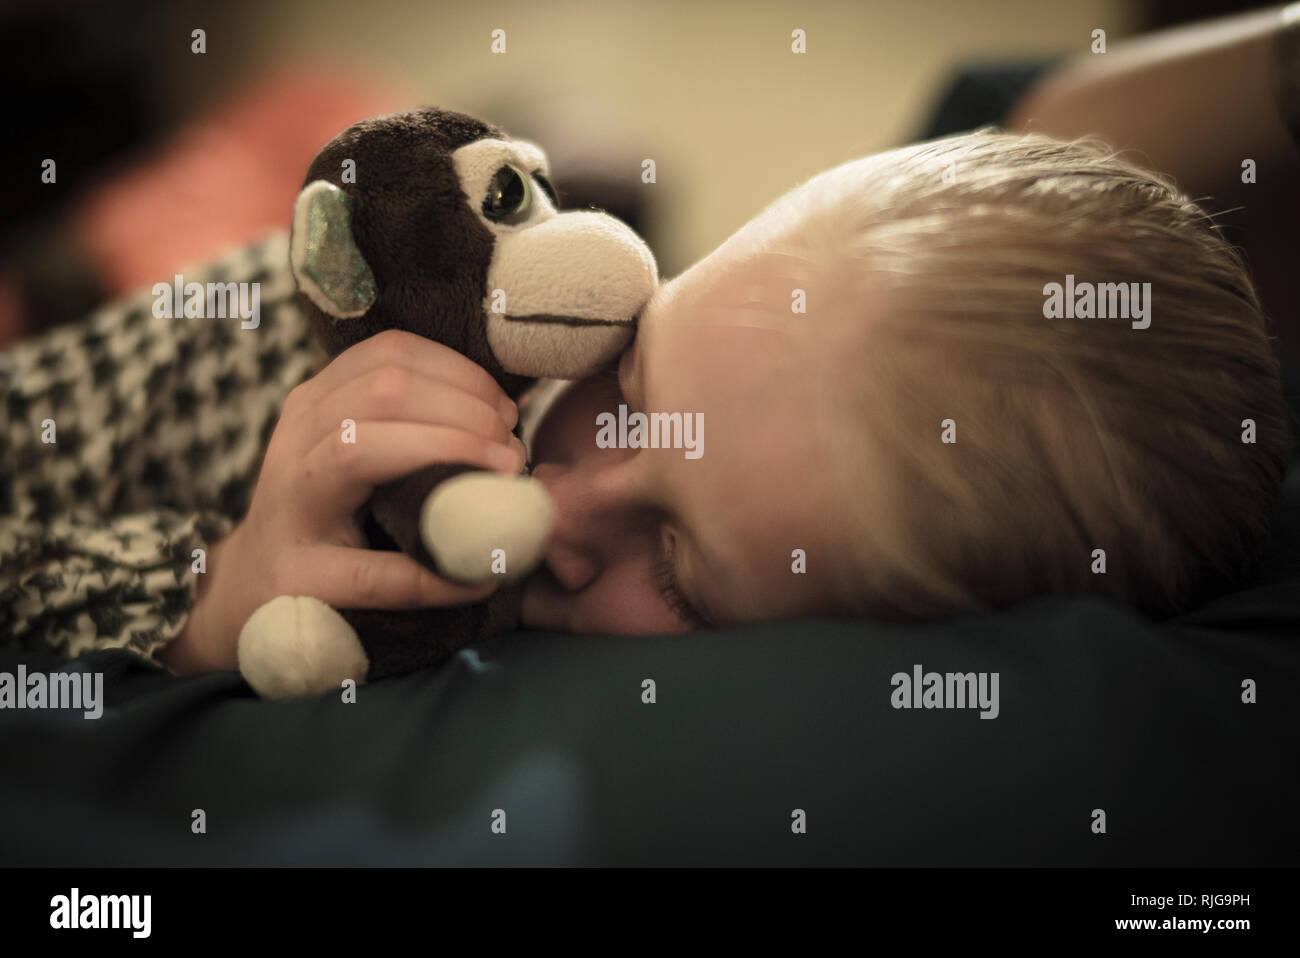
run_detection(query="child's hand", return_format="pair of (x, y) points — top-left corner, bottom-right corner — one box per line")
(160, 329), (525, 675)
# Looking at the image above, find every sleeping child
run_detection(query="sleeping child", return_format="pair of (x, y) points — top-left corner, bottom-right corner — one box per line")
(0, 129), (1291, 673)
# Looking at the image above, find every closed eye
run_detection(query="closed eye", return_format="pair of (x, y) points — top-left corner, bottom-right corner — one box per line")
(652, 528), (711, 630)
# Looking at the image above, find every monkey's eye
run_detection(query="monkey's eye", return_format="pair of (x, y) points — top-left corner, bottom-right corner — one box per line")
(482, 165), (534, 224)
(532, 172), (558, 207)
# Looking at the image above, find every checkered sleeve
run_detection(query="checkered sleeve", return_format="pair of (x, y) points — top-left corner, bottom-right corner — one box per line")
(0, 232), (326, 664)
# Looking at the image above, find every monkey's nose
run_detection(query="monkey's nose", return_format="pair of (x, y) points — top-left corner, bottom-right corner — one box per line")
(483, 211), (656, 379)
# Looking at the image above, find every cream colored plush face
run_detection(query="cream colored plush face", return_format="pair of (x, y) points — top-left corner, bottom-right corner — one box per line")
(451, 138), (655, 379)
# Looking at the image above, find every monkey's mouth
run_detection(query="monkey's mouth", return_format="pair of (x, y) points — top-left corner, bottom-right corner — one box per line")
(488, 309), (637, 379)
(504, 313), (635, 328)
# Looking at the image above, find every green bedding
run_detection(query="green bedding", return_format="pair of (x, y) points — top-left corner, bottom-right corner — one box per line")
(2, 466), (1297, 866)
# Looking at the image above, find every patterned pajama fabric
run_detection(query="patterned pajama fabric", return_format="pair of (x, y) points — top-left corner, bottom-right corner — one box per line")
(0, 233), (325, 664)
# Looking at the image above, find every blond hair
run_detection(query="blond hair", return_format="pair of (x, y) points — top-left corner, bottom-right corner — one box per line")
(781, 129), (1291, 619)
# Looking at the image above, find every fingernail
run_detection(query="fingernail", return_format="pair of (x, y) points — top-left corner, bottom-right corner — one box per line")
(499, 395), (519, 430)
(489, 443), (519, 473)
(511, 435), (527, 468)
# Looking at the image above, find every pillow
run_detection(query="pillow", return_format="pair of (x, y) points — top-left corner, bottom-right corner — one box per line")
(2, 467), (1296, 866)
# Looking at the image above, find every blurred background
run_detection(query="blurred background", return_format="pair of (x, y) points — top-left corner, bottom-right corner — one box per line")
(0, 0), (1265, 347)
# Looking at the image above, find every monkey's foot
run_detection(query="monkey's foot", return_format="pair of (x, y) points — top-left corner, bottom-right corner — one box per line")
(237, 595), (369, 700)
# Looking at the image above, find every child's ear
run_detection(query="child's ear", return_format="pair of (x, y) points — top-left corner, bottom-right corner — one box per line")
(290, 180), (377, 319)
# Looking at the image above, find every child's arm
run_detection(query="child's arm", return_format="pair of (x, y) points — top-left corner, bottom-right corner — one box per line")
(1, 234), (316, 666)
(0, 509), (232, 663)
(160, 327), (526, 674)
(3, 232), (527, 674)
(1005, 5), (1299, 199)
(1004, 5), (1300, 349)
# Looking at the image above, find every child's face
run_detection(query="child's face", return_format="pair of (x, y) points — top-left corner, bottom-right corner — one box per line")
(520, 227), (853, 633)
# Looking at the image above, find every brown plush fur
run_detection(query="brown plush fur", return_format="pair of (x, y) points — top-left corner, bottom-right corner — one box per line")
(293, 108), (540, 681)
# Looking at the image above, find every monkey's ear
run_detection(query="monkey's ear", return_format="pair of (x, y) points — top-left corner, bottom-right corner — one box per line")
(290, 180), (377, 319)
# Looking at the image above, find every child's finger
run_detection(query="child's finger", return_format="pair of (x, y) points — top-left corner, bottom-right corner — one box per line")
(296, 544), (500, 610)
(298, 421), (525, 523)
(294, 330), (516, 425)
(287, 366), (517, 456)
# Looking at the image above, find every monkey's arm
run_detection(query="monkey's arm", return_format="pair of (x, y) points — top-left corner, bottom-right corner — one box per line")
(369, 465), (557, 586)
(368, 464), (474, 572)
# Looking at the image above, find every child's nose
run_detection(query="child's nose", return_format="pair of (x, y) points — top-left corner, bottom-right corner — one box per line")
(539, 541), (600, 592)
(529, 460), (627, 593)
(529, 462), (601, 591)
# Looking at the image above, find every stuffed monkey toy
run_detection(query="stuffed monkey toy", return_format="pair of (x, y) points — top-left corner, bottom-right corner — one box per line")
(236, 107), (658, 699)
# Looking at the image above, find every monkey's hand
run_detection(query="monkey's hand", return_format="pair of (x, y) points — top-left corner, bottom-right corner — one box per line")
(417, 470), (556, 585)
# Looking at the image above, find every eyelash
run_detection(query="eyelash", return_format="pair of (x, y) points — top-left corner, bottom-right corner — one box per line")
(652, 532), (711, 630)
